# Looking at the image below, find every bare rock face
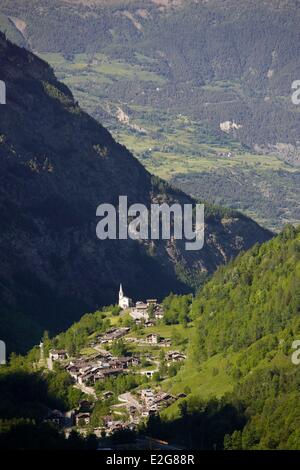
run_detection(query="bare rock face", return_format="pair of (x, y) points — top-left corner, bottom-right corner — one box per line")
(0, 33), (272, 351)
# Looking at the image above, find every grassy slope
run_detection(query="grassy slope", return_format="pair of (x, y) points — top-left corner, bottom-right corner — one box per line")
(160, 225), (300, 421)
(15, 226), (298, 447)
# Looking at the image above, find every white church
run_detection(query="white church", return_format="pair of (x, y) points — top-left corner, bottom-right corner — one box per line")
(118, 284), (162, 322)
(118, 284), (133, 310)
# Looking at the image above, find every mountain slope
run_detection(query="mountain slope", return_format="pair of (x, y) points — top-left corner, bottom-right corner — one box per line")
(0, 225), (298, 449)
(1, 0), (299, 231)
(0, 33), (271, 352)
(158, 225), (300, 449)
(191, 224), (300, 358)
(0, 13), (27, 48)
(1, 0), (300, 163)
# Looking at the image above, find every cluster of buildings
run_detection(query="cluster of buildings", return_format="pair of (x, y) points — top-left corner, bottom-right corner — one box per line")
(64, 350), (140, 386)
(118, 284), (164, 322)
(138, 389), (185, 417)
(124, 333), (171, 348)
(218, 151), (233, 158)
(100, 388), (187, 435)
(166, 351), (186, 363)
(49, 344), (141, 387)
(44, 400), (93, 429)
(49, 349), (68, 361)
(45, 285), (187, 438)
(43, 385), (187, 437)
(91, 327), (130, 345)
(101, 416), (130, 436)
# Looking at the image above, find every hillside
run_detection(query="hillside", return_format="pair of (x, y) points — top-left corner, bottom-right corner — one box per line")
(0, 14), (27, 48)
(0, 33), (272, 353)
(157, 225), (300, 449)
(0, 0), (299, 230)
(1, 225), (299, 449)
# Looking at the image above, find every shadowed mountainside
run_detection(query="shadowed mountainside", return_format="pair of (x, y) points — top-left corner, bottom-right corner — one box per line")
(0, 33), (272, 351)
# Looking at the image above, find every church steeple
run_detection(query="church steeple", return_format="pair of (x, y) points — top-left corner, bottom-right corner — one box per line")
(119, 283), (123, 299)
(118, 283), (132, 309)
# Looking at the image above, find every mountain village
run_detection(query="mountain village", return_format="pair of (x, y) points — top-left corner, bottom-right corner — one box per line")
(42, 285), (187, 440)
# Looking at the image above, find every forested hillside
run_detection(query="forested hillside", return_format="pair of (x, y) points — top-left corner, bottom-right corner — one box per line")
(1, 225), (299, 449)
(152, 225), (300, 449)
(191, 225), (300, 357)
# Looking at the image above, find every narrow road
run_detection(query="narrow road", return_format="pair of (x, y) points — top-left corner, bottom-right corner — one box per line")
(93, 345), (110, 354)
(74, 383), (97, 399)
